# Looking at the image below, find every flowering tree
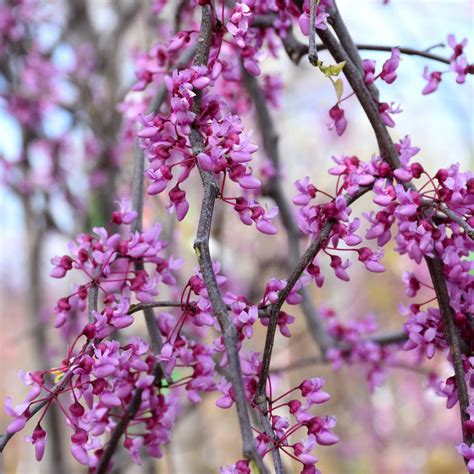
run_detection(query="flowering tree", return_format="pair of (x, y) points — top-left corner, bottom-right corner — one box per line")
(1, 0), (473, 473)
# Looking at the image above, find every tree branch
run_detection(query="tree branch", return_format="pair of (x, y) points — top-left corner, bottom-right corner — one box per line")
(255, 187), (370, 403)
(308, 0), (319, 66)
(95, 388), (144, 474)
(426, 257), (472, 444)
(318, 7), (472, 446)
(190, 6), (268, 472)
(88, 284), (98, 323)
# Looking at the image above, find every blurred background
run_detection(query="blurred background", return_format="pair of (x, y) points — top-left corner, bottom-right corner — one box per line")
(1, 0), (473, 472)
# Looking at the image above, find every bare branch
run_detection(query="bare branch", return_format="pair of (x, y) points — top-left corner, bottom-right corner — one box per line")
(88, 284), (98, 323)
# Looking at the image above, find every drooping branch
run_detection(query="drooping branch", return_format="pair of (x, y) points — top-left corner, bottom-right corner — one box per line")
(190, 6), (269, 472)
(0, 373), (75, 452)
(317, 8), (472, 446)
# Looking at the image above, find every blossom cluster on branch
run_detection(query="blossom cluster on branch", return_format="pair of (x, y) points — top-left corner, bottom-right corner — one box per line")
(1, 0), (473, 473)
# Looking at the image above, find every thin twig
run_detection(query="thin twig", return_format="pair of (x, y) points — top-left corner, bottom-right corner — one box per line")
(434, 203), (474, 239)
(0, 372), (75, 452)
(250, 15), (452, 66)
(270, 353), (429, 375)
(0, 326), (97, 451)
(88, 284), (98, 323)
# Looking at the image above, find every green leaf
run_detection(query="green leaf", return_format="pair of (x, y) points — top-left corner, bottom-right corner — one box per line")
(334, 78), (344, 100)
(318, 60), (346, 77)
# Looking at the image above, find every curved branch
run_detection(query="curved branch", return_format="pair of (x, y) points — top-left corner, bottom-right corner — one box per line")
(95, 389), (144, 474)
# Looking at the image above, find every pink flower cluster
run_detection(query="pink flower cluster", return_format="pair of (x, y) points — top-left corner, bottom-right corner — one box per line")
(137, 62), (277, 232)
(422, 34), (474, 94)
(329, 48), (402, 136)
(293, 170), (386, 283)
(223, 376), (338, 474)
(50, 200), (178, 331)
(5, 335), (181, 467)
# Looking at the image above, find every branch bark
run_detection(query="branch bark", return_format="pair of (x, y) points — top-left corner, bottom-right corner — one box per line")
(95, 389), (144, 474)
(190, 6), (269, 472)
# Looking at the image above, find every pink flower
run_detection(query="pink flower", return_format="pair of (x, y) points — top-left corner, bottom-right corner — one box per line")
(49, 255), (73, 278)
(447, 34), (468, 61)
(381, 48), (401, 84)
(357, 247), (385, 273)
(328, 104), (347, 136)
(457, 443), (474, 473)
(300, 378), (331, 405)
(220, 460), (251, 474)
(362, 59), (376, 85)
(422, 67), (442, 95)
(25, 425), (47, 461)
(111, 198), (137, 225)
(293, 434), (318, 464)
